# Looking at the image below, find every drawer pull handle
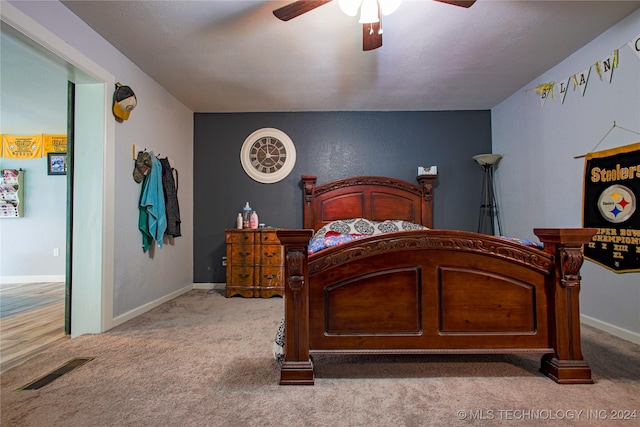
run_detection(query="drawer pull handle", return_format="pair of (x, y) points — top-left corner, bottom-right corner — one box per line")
(238, 273), (250, 279)
(263, 274), (278, 280)
(239, 252), (251, 257)
(263, 252), (278, 258)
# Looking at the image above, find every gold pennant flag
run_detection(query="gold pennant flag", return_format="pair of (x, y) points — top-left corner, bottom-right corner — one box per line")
(534, 82), (554, 107)
(43, 134), (67, 154)
(575, 66), (591, 96)
(559, 77), (570, 104)
(2, 134), (43, 159)
(596, 50), (618, 83)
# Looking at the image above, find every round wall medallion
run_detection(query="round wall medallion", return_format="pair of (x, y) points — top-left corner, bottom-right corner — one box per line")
(240, 128), (296, 184)
(597, 184), (636, 223)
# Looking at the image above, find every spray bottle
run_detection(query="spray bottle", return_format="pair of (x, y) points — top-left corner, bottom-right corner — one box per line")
(242, 202), (252, 229)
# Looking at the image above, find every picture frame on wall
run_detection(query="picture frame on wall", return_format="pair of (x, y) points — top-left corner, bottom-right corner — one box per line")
(47, 152), (67, 175)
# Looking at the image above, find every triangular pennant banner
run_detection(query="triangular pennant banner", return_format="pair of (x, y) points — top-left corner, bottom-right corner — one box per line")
(574, 66), (591, 96)
(559, 77), (570, 104)
(541, 89), (550, 107)
(535, 83), (554, 107)
(629, 34), (640, 60)
(596, 50), (618, 83)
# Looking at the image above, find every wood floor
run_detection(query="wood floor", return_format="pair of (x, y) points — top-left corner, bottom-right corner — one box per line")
(0, 282), (68, 373)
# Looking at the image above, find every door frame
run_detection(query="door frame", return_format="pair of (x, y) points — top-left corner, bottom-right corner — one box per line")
(1, 3), (116, 337)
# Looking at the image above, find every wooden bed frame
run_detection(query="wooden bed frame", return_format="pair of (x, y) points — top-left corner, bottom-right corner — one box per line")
(277, 175), (596, 385)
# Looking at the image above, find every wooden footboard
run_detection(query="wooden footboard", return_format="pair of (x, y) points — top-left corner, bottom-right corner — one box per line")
(277, 228), (596, 385)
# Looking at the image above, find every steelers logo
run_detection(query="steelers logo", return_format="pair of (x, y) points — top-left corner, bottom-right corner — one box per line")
(597, 184), (636, 223)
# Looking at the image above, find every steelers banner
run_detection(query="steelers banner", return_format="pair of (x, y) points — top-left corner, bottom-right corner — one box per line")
(43, 134), (67, 154)
(583, 142), (640, 273)
(2, 134), (43, 159)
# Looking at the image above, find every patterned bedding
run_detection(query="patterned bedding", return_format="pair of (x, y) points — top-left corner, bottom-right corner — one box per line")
(308, 218), (428, 254)
(498, 236), (543, 249)
(307, 218), (543, 254)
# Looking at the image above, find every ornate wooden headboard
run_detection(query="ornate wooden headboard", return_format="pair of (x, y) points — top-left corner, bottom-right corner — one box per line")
(301, 175), (437, 231)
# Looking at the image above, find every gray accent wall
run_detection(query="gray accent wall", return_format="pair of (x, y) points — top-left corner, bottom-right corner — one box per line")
(194, 111), (492, 283)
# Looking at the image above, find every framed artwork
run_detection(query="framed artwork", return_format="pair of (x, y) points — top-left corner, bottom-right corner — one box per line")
(47, 152), (67, 175)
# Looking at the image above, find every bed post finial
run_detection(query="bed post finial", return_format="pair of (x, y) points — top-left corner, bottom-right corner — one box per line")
(301, 175), (317, 230)
(417, 174), (437, 228)
(534, 228), (597, 384)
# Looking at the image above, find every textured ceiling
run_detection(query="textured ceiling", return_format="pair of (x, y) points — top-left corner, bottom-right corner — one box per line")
(61, 0), (640, 112)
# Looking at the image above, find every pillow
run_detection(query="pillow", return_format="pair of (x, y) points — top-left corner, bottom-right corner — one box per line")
(315, 218), (427, 239)
(314, 218), (377, 238)
(375, 219), (428, 234)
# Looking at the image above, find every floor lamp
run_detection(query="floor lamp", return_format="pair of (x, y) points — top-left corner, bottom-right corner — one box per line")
(473, 153), (503, 236)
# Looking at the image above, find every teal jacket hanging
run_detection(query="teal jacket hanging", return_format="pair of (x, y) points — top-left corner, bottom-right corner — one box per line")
(138, 152), (167, 252)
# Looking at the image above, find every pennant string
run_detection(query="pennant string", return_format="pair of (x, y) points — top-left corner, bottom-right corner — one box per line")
(574, 121), (640, 159)
(524, 33), (636, 96)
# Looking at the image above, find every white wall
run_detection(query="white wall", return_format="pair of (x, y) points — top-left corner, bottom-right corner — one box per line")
(7, 1), (194, 326)
(492, 10), (640, 343)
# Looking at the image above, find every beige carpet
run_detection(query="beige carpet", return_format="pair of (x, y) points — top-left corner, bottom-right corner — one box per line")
(1, 289), (638, 426)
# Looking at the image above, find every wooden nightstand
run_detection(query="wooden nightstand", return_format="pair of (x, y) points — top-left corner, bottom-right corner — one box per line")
(225, 229), (284, 298)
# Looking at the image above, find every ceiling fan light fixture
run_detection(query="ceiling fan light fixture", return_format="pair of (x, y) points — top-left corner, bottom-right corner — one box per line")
(358, 0), (380, 24)
(338, 0), (362, 17)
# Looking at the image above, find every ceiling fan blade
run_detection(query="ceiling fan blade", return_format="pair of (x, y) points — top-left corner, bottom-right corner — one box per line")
(362, 21), (382, 51)
(273, 0), (333, 21)
(433, 0), (476, 7)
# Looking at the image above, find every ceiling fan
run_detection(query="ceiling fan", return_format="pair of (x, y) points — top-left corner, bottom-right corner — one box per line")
(273, 0), (476, 51)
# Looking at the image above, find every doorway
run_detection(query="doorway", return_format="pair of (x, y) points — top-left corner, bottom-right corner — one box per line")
(1, 3), (115, 349)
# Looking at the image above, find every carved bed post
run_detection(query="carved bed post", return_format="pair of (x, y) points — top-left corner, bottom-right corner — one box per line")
(534, 228), (597, 384)
(416, 174), (437, 228)
(301, 175), (317, 230)
(276, 229), (315, 385)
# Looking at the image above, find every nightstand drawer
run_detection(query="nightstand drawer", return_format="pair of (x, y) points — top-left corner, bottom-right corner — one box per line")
(259, 230), (281, 244)
(258, 266), (282, 287)
(228, 245), (255, 265)
(228, 231), (255, 243)
(228, 266), (254, 285)
(259, 244), (283, 265)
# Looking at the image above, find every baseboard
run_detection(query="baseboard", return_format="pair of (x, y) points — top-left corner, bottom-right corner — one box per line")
(193, 282), (225, 290)
(581, 314), (640, 345)
(109, 283), (226, 330)
(110, 284), (194, 329)
(0, 275), (65, 284)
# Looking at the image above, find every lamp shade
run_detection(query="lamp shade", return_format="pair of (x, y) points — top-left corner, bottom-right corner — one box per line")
(473, 153), (503, 166)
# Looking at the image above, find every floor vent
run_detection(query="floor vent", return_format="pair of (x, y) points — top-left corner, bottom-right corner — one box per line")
(19, 358), (94, 391)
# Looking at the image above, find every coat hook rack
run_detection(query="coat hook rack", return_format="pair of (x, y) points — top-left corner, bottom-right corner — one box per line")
(132, 144), (151, 159)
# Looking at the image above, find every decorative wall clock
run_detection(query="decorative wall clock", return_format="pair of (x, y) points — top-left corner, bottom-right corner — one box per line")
(240, 128), (296, 184)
